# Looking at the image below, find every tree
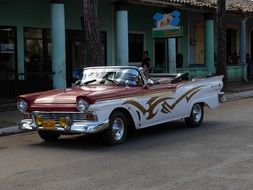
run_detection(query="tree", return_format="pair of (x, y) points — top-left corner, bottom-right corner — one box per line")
(216, 0), (227, 81)
(82, 0), (104, 66)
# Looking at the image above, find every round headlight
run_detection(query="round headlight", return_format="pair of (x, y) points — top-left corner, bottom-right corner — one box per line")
(17, 99), (28, 112)
(77, 98), (89, 112)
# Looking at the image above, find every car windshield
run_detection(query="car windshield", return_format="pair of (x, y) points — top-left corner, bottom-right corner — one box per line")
(80, 68), (142, 86)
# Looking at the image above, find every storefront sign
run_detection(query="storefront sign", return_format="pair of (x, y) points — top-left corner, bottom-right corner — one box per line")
(0, 44), (15, 53)
(152, 27), (182, 38)
(152, 11), (182, 38)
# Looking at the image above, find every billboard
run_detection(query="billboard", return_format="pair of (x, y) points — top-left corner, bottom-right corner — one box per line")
(152, 11), (182, 38)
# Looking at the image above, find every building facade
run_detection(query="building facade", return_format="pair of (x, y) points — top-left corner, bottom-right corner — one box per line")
(0, 0), (253, 97)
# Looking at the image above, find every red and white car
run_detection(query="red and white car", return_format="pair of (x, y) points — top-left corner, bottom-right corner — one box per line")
(17, 66), (225, 145)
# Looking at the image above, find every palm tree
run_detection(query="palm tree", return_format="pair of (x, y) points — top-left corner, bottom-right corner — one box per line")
(216, 0), (227, 81)
(82, 0), (104, 66)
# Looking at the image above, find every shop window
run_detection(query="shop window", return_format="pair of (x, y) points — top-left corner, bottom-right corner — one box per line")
(24, 28), (43, 74)
(129, 33), (144, 63)
(24, 28), (51, 76)
(251, 30), (253, 60)
(0, 26), (17, 80)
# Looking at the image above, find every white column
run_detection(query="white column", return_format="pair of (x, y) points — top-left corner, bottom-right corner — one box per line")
(204, 13), (215, 74)
(115, 0), (128, 66)
(168, 38), (176, 73)
(51, 0), (66, 88)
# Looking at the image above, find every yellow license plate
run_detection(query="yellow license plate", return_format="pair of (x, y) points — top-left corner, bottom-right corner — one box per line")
(42, 120), (55, 130)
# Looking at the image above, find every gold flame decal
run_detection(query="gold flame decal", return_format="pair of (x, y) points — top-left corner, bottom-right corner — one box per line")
(123, 86), (204, 120)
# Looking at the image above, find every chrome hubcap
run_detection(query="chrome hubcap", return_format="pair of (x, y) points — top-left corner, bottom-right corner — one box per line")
(112, 118), (124, 141)
(192, 104), (202, 123)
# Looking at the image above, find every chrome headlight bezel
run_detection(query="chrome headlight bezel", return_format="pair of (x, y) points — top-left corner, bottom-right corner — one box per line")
(17, 99), (28, 113)
(76, 98), (89, 112)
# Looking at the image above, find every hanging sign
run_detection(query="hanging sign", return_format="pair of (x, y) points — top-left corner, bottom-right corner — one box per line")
(0, 44), (15, 53)
(152, 11), (182, 38)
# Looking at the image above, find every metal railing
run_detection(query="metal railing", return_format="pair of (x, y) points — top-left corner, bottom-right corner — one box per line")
(0, 72), (54, 98)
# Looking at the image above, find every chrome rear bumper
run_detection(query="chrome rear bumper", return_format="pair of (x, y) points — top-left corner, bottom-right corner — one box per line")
(19, 119), (109, 134)
(218, 92), (226, 103)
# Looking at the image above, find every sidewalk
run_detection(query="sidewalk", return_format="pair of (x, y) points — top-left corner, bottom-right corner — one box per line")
(1, 82), (253, 136)
(0, 109), (23, 136)
(223, 81), (253, 101)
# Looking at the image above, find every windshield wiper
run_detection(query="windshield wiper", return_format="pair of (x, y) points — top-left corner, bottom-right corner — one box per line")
(82, 79), (97, 85)
(105, 78), (118, 85)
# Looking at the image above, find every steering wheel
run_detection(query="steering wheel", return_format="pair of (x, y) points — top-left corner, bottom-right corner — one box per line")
(105, 78), (118, 85)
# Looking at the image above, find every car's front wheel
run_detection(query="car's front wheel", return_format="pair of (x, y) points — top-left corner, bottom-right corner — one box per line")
(102, 111), (128, 145)
(38, 130), (61, 142)
(185, 103), (204, 127)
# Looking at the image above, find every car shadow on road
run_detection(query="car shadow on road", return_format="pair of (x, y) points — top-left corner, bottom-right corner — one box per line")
(29, 120), (223, 151)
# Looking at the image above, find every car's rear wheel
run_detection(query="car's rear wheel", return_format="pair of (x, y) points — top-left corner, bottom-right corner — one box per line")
(38, 130), (61, 142)
(102, 111), (128, 145)
(185, 103), (204, 127)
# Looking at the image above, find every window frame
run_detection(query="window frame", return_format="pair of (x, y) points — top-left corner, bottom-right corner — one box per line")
(0, 26), (18, 78)
(24, 27), (52, 73)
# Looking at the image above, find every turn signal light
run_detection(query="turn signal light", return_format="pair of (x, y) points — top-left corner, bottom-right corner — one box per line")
(85, 113), (97, 121)
(59, 117), (67, 128)
(35, 116), (43, 126)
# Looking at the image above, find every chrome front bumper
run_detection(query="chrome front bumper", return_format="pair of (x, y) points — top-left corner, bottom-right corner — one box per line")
(19, 119), (109, 134)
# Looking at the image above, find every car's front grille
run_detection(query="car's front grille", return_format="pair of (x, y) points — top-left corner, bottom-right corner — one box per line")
(33, 112), (86, 121)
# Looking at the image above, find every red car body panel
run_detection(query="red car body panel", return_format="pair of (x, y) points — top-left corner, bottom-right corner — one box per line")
(17, 83), (178, 112)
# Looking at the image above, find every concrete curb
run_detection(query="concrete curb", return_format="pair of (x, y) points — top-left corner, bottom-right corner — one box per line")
(225, 90), (253, 102)
(0, 126), (23, 137)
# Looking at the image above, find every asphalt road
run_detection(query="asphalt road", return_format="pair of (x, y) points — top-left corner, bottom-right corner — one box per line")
(0, 98), (253, 190)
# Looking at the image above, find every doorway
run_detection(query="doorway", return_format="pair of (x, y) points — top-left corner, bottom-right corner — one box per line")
(154, 38), (167, 72)
(66, 30), (107, 86)
(195, 22), (204, 65)
(226, 28), (238, 64)
(251, 31), (253, 59)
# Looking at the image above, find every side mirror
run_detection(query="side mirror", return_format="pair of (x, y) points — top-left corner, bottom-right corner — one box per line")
(143, 79), (154, 89)
(147, 79), (154, 86)
(206, 73), (216, 78)
(73, 79), (81, 87)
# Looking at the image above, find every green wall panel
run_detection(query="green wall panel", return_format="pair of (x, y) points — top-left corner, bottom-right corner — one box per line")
(128, 4), (159, 62)
(227, 66), (244, 82)
(0, 0), (246, 83)
(0, 0), (114, 67)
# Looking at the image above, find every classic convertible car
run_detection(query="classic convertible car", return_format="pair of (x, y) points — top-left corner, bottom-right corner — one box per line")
(17, 66), (225, 145)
